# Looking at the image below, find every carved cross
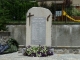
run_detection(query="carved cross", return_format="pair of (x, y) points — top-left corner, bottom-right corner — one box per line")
(27, 13), (34, 26)
(47, 15), (51, 21)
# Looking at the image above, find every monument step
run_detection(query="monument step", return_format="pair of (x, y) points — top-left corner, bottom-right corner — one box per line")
(18, 45), (80, 54)
(52, 46), (80, 54)
(52, 46), (80, 49)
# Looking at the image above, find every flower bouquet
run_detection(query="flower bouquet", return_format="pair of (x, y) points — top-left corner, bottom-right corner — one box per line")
(23, 45), (53, 57)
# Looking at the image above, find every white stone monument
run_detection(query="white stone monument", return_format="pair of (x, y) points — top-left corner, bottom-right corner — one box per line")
(26, 7), (52, 46)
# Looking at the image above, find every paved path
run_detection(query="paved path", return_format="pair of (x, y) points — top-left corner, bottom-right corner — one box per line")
(0, 52), (80, 60)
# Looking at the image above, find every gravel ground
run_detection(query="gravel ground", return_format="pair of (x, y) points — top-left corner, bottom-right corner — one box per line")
(0, 52), (80, 60)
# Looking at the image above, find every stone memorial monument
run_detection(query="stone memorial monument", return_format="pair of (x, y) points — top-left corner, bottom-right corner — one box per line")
(26, 7), (52, 46)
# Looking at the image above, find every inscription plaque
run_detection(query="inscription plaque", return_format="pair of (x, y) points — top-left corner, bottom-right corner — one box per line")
(31, 17), (46, 45)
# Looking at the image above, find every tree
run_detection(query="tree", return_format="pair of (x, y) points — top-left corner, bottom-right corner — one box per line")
(0, 0), (38, 22)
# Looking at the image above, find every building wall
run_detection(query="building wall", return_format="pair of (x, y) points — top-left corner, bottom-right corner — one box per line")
(38, 0), (80, 7)
(72, 0), (80, 6)
(38, 0), (64, 6)
(6, 25), (26, 45)
(6, 25), (80, 47)
(52, 25), (80, 47)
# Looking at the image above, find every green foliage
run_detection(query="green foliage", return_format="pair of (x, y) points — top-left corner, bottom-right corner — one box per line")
(0, 20), (7, 31)
(66, 6), (80, 16)
(7, 38), (19, 48)
(0, 0), (38, 22)
(4, 38), (19, 53)
(4, 45), (18, 53)
(66, 5), (73, 16)
(72, 8), (80, 16)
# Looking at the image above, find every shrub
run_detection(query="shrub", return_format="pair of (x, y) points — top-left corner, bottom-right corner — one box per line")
(72, 8), (80, 16)
(66, 5), (73, 16)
